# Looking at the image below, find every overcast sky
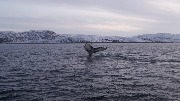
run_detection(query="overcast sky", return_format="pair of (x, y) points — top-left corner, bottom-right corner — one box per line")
(1, 0), (180, 36)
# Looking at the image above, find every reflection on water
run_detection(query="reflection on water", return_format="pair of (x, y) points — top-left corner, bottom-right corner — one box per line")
(0, 43), (180, 101)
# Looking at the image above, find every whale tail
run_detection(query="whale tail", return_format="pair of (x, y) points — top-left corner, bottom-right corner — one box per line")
(94, 47), (107, 53)
(84, 43), (107, 57)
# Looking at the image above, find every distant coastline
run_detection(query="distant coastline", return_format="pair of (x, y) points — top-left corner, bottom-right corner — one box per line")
(1, 30), (180, 43)
(3, 42), (176, 44)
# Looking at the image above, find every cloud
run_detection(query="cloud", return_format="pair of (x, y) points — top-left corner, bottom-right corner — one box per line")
(84, 24), (144, 32)
(0, 0), (156, 36)
(60, 7), (157, 36)
(1, 0), (180, 36)
(147, 0), (180, 15)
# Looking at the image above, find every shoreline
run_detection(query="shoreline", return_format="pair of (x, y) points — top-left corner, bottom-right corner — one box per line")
(1, 42), (177, 44)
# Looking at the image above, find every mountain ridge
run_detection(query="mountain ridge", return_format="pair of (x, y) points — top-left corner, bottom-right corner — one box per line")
(0, 30), (180, 43)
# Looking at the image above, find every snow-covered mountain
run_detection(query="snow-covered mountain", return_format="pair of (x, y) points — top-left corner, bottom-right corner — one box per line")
(135, 33), (180, 42)
(0, 30), (180, 43)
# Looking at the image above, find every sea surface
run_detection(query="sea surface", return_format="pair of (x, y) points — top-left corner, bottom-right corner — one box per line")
(0, 43), (180, 101)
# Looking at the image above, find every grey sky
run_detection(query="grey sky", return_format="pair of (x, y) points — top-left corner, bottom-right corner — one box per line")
(1, 0), (180, 36)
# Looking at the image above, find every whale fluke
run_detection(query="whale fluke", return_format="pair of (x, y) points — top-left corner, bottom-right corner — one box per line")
(94, 47), (107, 53)
(84, 43), (107, 57)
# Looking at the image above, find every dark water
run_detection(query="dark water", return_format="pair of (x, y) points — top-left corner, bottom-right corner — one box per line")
(0, 43), (180, 101)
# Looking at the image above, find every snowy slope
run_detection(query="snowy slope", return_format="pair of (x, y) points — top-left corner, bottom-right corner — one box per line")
(135, 33), (180, 42)
(1, 30), (180, 43)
